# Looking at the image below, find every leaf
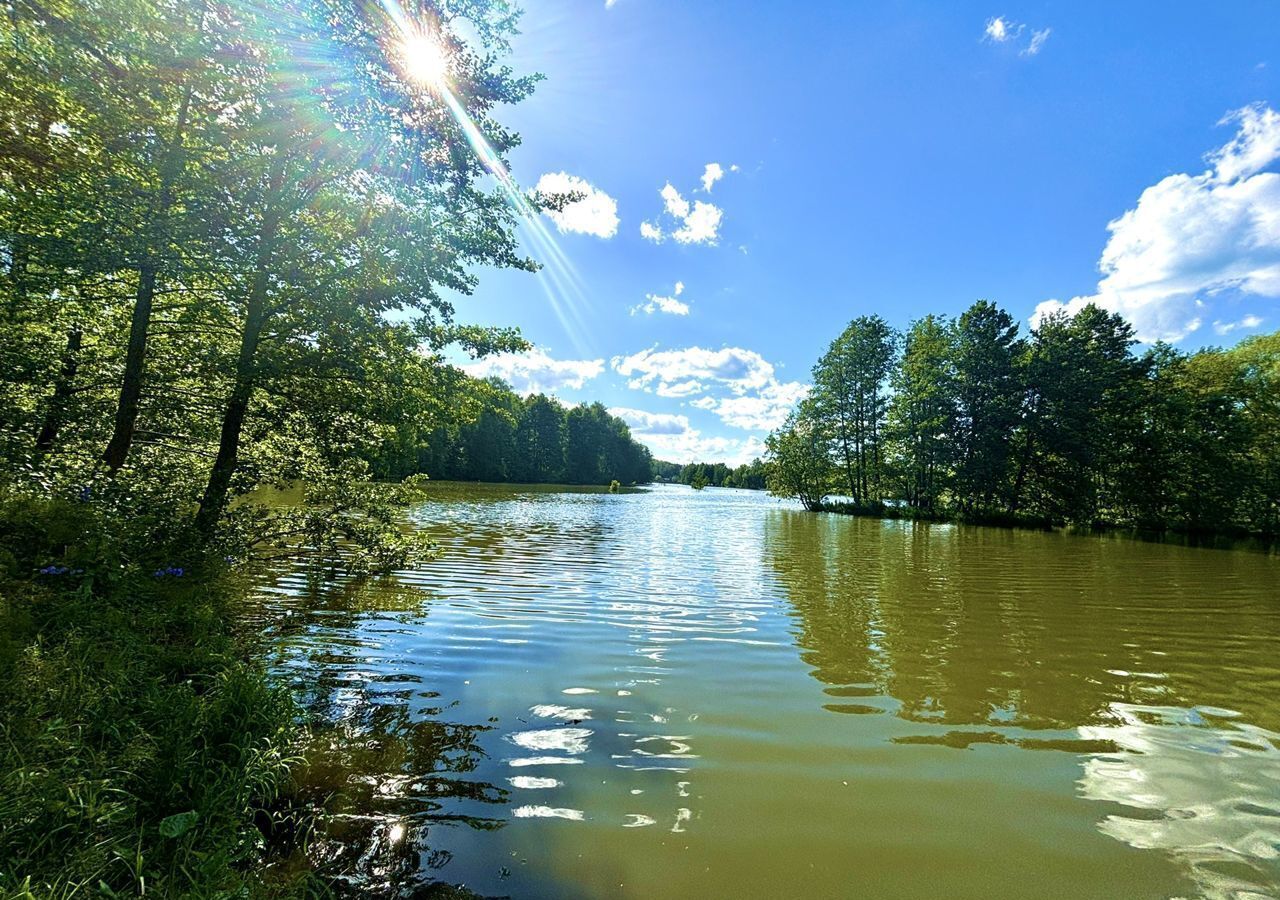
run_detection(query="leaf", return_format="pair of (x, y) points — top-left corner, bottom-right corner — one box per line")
(158, 810), (198, 838)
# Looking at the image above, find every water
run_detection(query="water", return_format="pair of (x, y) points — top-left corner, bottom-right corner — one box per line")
(250, 482), (1280, 899)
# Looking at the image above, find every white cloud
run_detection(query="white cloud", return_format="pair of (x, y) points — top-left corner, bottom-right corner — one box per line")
(608, 407), (690, 435)
(641, 179), (724, 245)
(984, 16), (1050, 56)
(632, 280), (689, 316)
(700, 163), (725, 192)
(661, 182), (689, 218)
(704, 381), (810, 431)
(1023, 28), (1051, 56)
(673, 198), (723, 244)
(535, 171), (619, 239)
(611, 409), (768, 466)
(640, 433), (766, 467)
(1213, 314), (1264, 335)
(463, 347), (604, 395)
(1034, 104), (1280, 342)
(614, 345), (809, 435)
(612, 346), (776, 395)
(609, 404), (767, 465)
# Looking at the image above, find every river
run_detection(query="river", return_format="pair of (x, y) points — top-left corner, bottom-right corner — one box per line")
(250, 482), (1280, 899)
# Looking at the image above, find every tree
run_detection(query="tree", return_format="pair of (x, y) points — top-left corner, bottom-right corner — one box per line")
(194, 0), (540, 531)
(514, 394), (567, 482)
(950, 300), (1022, 514)
(810, 315), (896, 503)
(1010, 304), (1143, 524)
(766, 402), (833, 511)
(885, 314), (954, 511)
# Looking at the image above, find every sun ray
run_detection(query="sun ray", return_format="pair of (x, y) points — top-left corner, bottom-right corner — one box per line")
(377, 0), (592, 353)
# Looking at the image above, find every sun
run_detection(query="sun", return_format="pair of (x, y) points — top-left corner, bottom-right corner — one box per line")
(399, 32), (449, 87)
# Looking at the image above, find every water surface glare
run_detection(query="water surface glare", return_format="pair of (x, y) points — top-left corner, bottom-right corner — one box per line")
(252, 482), (1280, 899)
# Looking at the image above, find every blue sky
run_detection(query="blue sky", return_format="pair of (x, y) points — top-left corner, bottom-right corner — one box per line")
(457, 0), (1280, 464)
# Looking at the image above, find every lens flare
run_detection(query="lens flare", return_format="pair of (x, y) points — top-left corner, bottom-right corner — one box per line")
(377, 0), (592, 353)
(399, 33), (448, 86)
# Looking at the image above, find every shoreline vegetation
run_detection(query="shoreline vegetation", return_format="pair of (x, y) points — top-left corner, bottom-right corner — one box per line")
(763, 303), (1279, 541)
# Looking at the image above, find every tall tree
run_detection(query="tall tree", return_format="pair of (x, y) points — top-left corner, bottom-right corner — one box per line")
(513, 394), (567, 483)
(766, 401), (833, 511)
(810, 315), (896, 503)
(195, 0), (540, 531)
(950, 300), (1022, 514)
(885, 314), (954, 511)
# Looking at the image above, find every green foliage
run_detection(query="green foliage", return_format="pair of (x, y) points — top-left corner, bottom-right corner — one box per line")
(653, 458), (768, 490)
(403, 390), (652, 486)
(0, 486), (316, 896)
(768, 301), (1280, 536)
(810, 315), (897, 503)
(0, 0), (553, 892)
(765, 402), (833, 511)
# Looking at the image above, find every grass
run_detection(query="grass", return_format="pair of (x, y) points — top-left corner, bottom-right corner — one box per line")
(0, 492), (328, 898)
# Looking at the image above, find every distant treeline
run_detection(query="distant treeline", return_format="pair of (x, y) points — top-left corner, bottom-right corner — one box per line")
(370, 376), (654, 486)
(652, 458), (768, 489)
(767, 301), (1279, 536)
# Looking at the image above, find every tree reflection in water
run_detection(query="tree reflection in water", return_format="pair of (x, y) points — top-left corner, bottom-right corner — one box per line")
(764, 508), (1280, 897)
(251, 574), (506, 897)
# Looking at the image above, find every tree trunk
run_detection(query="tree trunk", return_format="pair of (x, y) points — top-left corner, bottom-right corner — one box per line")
(34, 326), (82, 452)
(100, 86), (193, 472)
(195, 158), (285, 534)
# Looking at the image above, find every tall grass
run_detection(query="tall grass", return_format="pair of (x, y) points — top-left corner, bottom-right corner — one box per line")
(0, 490), (326, 898)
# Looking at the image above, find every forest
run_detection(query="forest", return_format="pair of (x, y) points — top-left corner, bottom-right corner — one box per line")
(378, 381), (653, 486)
(652, 458), (769, 490)
(767, 301), (1280, 535)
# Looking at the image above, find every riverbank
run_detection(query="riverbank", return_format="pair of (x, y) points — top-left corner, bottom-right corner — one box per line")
(815, 498), (1278, 550)
(0, 490), (324, 897)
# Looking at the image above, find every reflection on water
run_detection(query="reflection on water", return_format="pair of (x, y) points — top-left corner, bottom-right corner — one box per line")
(251, 482), (1280, 898)
(1080, 704), (1280, 900)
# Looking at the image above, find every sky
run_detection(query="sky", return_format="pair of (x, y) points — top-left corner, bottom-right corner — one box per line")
(454, 0), (1280, 465)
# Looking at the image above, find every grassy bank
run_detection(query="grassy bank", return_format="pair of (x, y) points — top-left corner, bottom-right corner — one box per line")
(815, 497), (1277, 549)
(0, 489), (325, 898)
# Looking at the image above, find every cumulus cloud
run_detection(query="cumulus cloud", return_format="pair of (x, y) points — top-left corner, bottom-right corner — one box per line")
(699, 162), (738, 192)
(612, 345), (776, 395)
(640, 177), (724, 245)
(1033, 104), (1280, 342)
(608, 407), (690, 435)
(1213, 314), (1264, 336)
(463, 347), (604, 395)
(632, 280), (690, 316)
(705, 381), (810, 431)
(613, 345), (809, 434)
(984, 16), (1050, 56)
(535, 172), (619, 239)
(609, 403), (767, 465)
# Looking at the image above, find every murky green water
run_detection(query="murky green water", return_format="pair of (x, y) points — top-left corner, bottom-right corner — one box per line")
(252, 482), (1280, 899)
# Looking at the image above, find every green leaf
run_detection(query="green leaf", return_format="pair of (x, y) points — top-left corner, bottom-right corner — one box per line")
(158, 810), (198, 838)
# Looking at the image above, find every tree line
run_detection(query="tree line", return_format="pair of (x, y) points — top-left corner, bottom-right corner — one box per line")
(767, 301), (1279, 536)
(370, 378), (654, 486)
(652, 458), (769, 490)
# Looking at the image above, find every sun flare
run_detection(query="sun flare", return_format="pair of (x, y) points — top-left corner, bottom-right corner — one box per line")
(399, 32), (448, 86)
